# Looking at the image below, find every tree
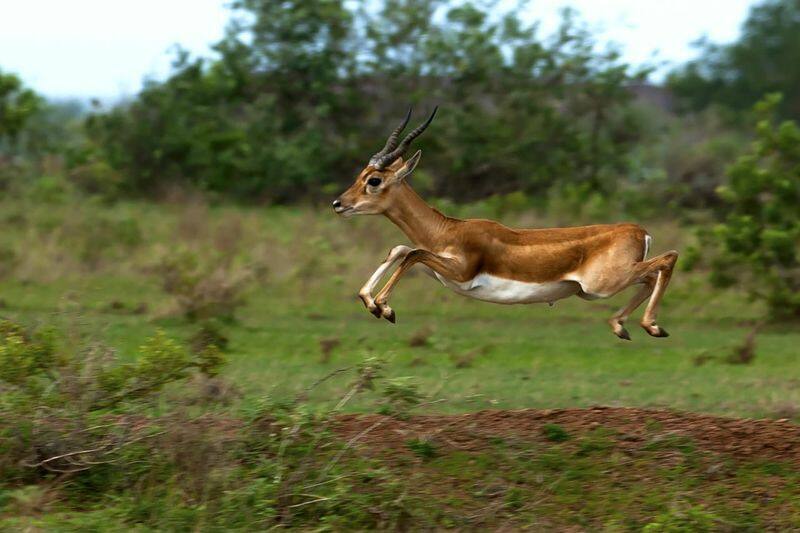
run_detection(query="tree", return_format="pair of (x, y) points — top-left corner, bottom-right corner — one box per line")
(668, 0), (800, 120)
(0, 70), (42, 145)
(689, 94), (800, 318)
(86, 1), (646, 203)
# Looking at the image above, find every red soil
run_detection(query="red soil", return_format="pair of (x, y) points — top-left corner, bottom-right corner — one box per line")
(335, 406), (800, 463)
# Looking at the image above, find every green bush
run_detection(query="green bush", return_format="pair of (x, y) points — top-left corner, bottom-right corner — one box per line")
(690, 94), (800, 318)
(155, 246), (258, 321)
(0, 321), (224, 483)
(0, 70), (42, 144)
(85, 1), (647, 203)
(0, 316), (428, 529)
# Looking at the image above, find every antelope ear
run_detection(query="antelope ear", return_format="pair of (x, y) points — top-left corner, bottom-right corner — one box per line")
(387, 157), (405, 171)
(392, 150), (422, 182)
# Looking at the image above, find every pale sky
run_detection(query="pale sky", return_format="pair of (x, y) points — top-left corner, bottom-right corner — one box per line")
(0, 0), (756, 100)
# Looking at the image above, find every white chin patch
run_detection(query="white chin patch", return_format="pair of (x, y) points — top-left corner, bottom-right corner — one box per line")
(434, 273), (579, 304)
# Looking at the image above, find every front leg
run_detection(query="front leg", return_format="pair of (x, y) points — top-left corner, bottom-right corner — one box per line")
(358, 245), (412, 318)
(374, 249), (468, 323)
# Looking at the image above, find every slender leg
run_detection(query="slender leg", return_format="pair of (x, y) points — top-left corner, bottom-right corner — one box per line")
(640, 251), (678, 337)
(586, 250), (678, 339)
(608, 277), (655, 340)
(373, 250), (467, 323)
(359, 245), (412, 318)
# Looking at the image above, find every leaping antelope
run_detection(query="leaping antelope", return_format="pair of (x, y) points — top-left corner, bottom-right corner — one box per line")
(333, 108), (678, 340)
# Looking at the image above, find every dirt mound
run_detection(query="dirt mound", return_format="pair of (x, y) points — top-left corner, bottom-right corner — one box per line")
(336, 406), (800, 463)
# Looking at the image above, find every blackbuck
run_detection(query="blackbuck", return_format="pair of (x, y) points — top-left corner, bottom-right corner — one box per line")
(333, 108), (678, 340)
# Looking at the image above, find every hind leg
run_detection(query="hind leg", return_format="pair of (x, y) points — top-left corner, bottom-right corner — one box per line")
(580, 250), (679, 339)
(639, 251), (678, 337)
(608, 277), (655, 340)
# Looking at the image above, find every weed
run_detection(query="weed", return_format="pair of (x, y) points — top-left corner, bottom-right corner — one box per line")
(643, 503), (721, 532)
(406, 437), (438, 460)
(725, 323), (760, 365)
(408, 326), (433, 347)
(318, 337), (340, 363)
(155, 247), (257, 321)
(543, 424), (571, 442)
(189, 320), (229, 354)
(380, 377), (423, 419)
(0, 320), (225, 482)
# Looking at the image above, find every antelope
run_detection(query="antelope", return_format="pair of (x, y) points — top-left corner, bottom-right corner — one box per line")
(332, 108), (678, 340)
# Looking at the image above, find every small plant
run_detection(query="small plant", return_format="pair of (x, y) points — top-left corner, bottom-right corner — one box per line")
(380, 377), (423, 419)
(643, 503), (721, 532)
(408, 326), (433, 347)
(189, 320), (229, 354)
(725, 322), (760, 365)
(155, 247), (258, 322)
(0, 320), (225, 482)
(406, 437), (438, 460)
(318, 337), (340, 363)
(542, 424), (570, 442)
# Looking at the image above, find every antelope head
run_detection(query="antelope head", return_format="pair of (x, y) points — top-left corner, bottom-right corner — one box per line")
(332, 106), (437, 217)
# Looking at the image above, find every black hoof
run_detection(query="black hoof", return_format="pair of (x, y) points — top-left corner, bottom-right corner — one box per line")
(644, 325), (669, 338)
(616, 328), (631, 341)
(653, 327), (669, 338)
(384, 310), (396, 324)
(369, 306), (382, 318)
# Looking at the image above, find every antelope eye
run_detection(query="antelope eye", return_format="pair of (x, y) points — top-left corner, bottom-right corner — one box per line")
(367, 177), (382, 187)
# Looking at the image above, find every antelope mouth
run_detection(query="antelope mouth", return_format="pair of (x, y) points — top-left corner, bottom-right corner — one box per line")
(334, 205), (355, 216)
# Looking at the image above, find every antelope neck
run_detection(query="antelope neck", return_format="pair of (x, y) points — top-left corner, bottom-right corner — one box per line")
(384, 183), (450, 250)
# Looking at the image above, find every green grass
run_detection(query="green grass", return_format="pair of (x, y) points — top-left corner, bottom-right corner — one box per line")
(0, 274), (796, 419)
(0, 198), (797, 420)
(1, 195), (800, 530)
(4, 424), (800, 531)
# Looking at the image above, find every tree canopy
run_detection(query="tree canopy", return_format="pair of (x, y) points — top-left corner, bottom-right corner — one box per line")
(0, 70), (42, 145)
(85, 0), (648, 202)
(668, 0), (800, 120)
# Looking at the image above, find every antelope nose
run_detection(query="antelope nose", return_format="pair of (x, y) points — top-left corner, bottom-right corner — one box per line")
(332, 199), (342, 209)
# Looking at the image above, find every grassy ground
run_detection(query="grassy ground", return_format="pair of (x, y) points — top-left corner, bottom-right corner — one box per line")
(2, 194), (800, 530)
(0, 196), (796, 420)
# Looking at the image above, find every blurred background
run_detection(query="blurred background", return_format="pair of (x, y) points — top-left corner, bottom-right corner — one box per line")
(2, 0), (797, 208)
(0, 0), (798, 396)
(0, 0), (798, 401)
(1, 0), (800, 529)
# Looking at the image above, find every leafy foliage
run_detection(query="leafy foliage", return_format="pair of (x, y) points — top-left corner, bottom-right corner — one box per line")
(155, 246), (260, 321)
(689, 94), (800, 318)
(0, 321), (225, 482)
(86, 0), (647, 202)
(0, 318), (426, 530)
(0, 70), (42, 144)
(669, 0), (800, 120)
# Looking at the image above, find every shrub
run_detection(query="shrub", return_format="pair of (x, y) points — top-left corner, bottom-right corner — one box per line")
(379, 377), (423, 419)
(189, 320), (229, 355)
(0, 321), (224, 483)
(542, 424), (570, 442)
(0, 319), (428, 529)
(689, 94), (800, 318)
(68, 158), (124, 199)
(155, 247), (258, 321)
(85, 1), (647, 203)
(74, 211), (143, 266)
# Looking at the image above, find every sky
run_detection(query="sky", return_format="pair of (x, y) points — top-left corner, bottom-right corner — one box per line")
(0, 0), (757, 100)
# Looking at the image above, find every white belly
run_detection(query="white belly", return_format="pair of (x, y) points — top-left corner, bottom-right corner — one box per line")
(434, 272), (579, 304)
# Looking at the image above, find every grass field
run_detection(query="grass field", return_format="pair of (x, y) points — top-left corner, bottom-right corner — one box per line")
(0, 195), (796, 419)
(2, 194), (799, 530)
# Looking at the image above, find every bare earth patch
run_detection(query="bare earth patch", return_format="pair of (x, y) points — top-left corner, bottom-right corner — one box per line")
(336, 407), (800, 463)
(332, 408), (800, 529)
